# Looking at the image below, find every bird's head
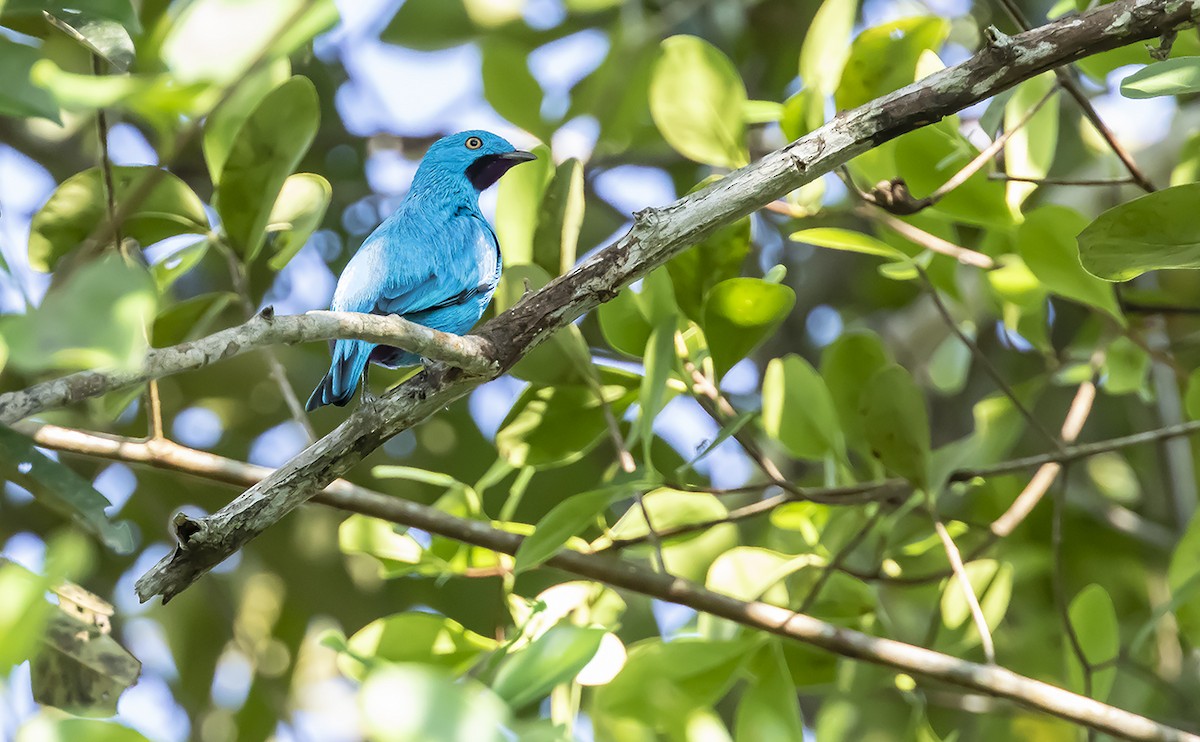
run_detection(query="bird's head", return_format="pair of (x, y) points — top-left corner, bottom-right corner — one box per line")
(416, 130), (536, 192)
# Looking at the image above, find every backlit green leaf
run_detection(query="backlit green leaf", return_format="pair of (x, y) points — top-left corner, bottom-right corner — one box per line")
(859, 364), (930, 488)
(1066, 584), (1119, 700)
(702, 277), (795, 378)
(1078, 183), (1200, 281)
(1121, 57), (1200, 98)
(762, 354), (844, 461)
(650, 35), (748, 168)
(492, 624), (606, 708)
(266, 173), (332, 270)
(1017, 205), (1123, 323)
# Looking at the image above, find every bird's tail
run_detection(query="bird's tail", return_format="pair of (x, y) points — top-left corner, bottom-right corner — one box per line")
(305, 339), (372, 411)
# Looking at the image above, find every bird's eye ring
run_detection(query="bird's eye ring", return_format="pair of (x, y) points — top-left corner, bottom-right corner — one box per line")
(465, 136), (483, 150)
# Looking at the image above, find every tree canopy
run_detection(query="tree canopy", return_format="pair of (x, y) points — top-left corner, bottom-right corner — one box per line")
(3, 0), (1200, 740)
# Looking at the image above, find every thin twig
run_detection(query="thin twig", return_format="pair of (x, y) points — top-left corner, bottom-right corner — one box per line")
(798, 509), (882, 613)
(1052, 466), (1096, 741)
(147, 379), (164, 441)
(987, 174), (1136, 186)
(935, 516), (997, 664)
(993, 0), (1156, 192)
(860, 206), (996, 269)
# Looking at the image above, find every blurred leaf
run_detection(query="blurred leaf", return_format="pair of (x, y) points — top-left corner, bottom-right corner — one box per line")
(702, 277), (795, 378)
(820, 330), (891, 454)
(532, 158), (584, 276)
(637, 318), (676, 460)
(608, 489), (737, 581)
(814, 690), (913, 741)
(1003, 73), (1058, 210)
(762, 354), (844, 461)
(497, 383), (638, 469)
(338, 612), (495, 680)
(360, 664), (508, 742)
(836, 16), (949, 109)
(495, 144), (553, 267)
(1078, 184), (1200, 281)
(380, 0), (475, 50)
(151, 238), (210, 292)
(1186, 369), (1200, 420)
(492, 624), (606, 708)
(151, 292), (236, 346)
(735, 643), (804, 741)
(162, 0), (336, 84)
(1, 1), (140, 33)
(338, 514), (432, 578)
(800, 0), (857, 97)
(859, 364), (930, 489)
(650, 35), (748, 168)
(895, 123), (1014, 228)
(29, 165), (208, 273)
(15, 718), (149, 742)
(668, 197), (750, 321)
(594, 637), (751, 729)
(706, 547), (798, 606)
(481, 37), (546, 137)
(203, 58), (292, 182)
(266, 173), (331, 270)
(515, 488), (621, 573)
(44, 12), (133, 71)
(216, 75), (320, 261)
(1017, 205), (1123, 324)
(791, 227), (907, 261)
(1121, 57), (1200, 98)
(742, 99), (783, 123)
(0, 425), (135, 553)
(2, 254), (156, 374)
(32, 603), (141, 716)
(939, 559), (1013, 649)
(1066, 584), (1119, 700)
(1171, 131), (1200, 186)
(598, 286), (652, 357)
(1102, 336), (1149, 396)
(0, 533), (92, 672)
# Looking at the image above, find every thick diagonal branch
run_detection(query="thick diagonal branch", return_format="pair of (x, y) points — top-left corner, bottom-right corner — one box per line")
(134, 0), (1200, 604)
(0, 310), (498, 425)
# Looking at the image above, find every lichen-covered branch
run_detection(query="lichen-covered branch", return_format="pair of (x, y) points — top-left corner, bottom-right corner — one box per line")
(0, 309), (498, 425)
(134, 0), (1200, 603)
(27, 422), (1200, 742)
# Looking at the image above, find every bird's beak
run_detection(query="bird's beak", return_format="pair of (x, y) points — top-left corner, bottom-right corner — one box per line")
(500, 150), (537, 163)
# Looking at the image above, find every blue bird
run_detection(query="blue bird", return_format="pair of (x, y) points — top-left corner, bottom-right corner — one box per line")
(305, 130), (535, 411)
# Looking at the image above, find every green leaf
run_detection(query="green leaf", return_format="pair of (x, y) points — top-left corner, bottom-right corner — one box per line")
(894, 123), (1015, 228)
(835, 16), (949, 110)
(266, 173), (331, 270)
(531, 159), (585, 277)
(1077, 183), (1200, 281)
(0, 425), (135, 553)
(514, 487), (619, 573)
(702, 277), (795, 378)
(360, 664), (509, 742)
(637, 318), (677, 460)
(203, 58), (292, 182)
(594, 637), (751, 728)
(1185, 369), (1200, 420)
(800, 0), (857, 97)
(491, 624), (606, 708)
(762, 354), (844, 461)
(494, 144), (553, 267)
(0, 532), (92, 672)
(820, 330), (891, 454)
(151, 292), (236, 347)
(497, 383), (638, 469)
(1066, 584), (1119, 700)
(339, 612), (495, 679)
(598, 286), (652, 357)
(939, 559), (1013, 649)
(29, 166), (209, 273)
(2, 254), (156, 373)
(668, 208), (751, 321)
(1102, 336), (1149, 396)
(1017, 205), (1123, 324)
(216, 75), (320, 261)
(706, 547), (799, 605)
(44, 13), (134, 72)
(742, 99), (783, 124)
(338, 514), (430, 578)
(735, 643), (804, 742)
(0, 39), (59, 122)
(790, 227), (908, 261)
(859, 364), (930, 488)
(1003, 73), (1059, 210)
(607, 489), (737, 581)
(650, 35), (748, 168)
(1120, 57), (1200, 98)
(13, 718), (149, 742)
(1171, 131), (1200, 186)
(380, 0), (475, 50)
(1, 0), (140, 33)
(152, 238), (211, 292)
(161, 0), (337, 84)
(480, 37), (546, 138)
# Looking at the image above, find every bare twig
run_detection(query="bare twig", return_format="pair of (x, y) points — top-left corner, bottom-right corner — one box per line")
(935, 517), (997, 664)
(987, 174), (1136, 186)
(798, 509), (882, 613)
(860, 206), (996, 269)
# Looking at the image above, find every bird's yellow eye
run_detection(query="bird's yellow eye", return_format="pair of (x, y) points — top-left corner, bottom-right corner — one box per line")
(465, 136), (483, 150)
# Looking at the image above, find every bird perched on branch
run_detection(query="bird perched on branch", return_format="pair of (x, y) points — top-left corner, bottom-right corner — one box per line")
(305, 130), (535, 411)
